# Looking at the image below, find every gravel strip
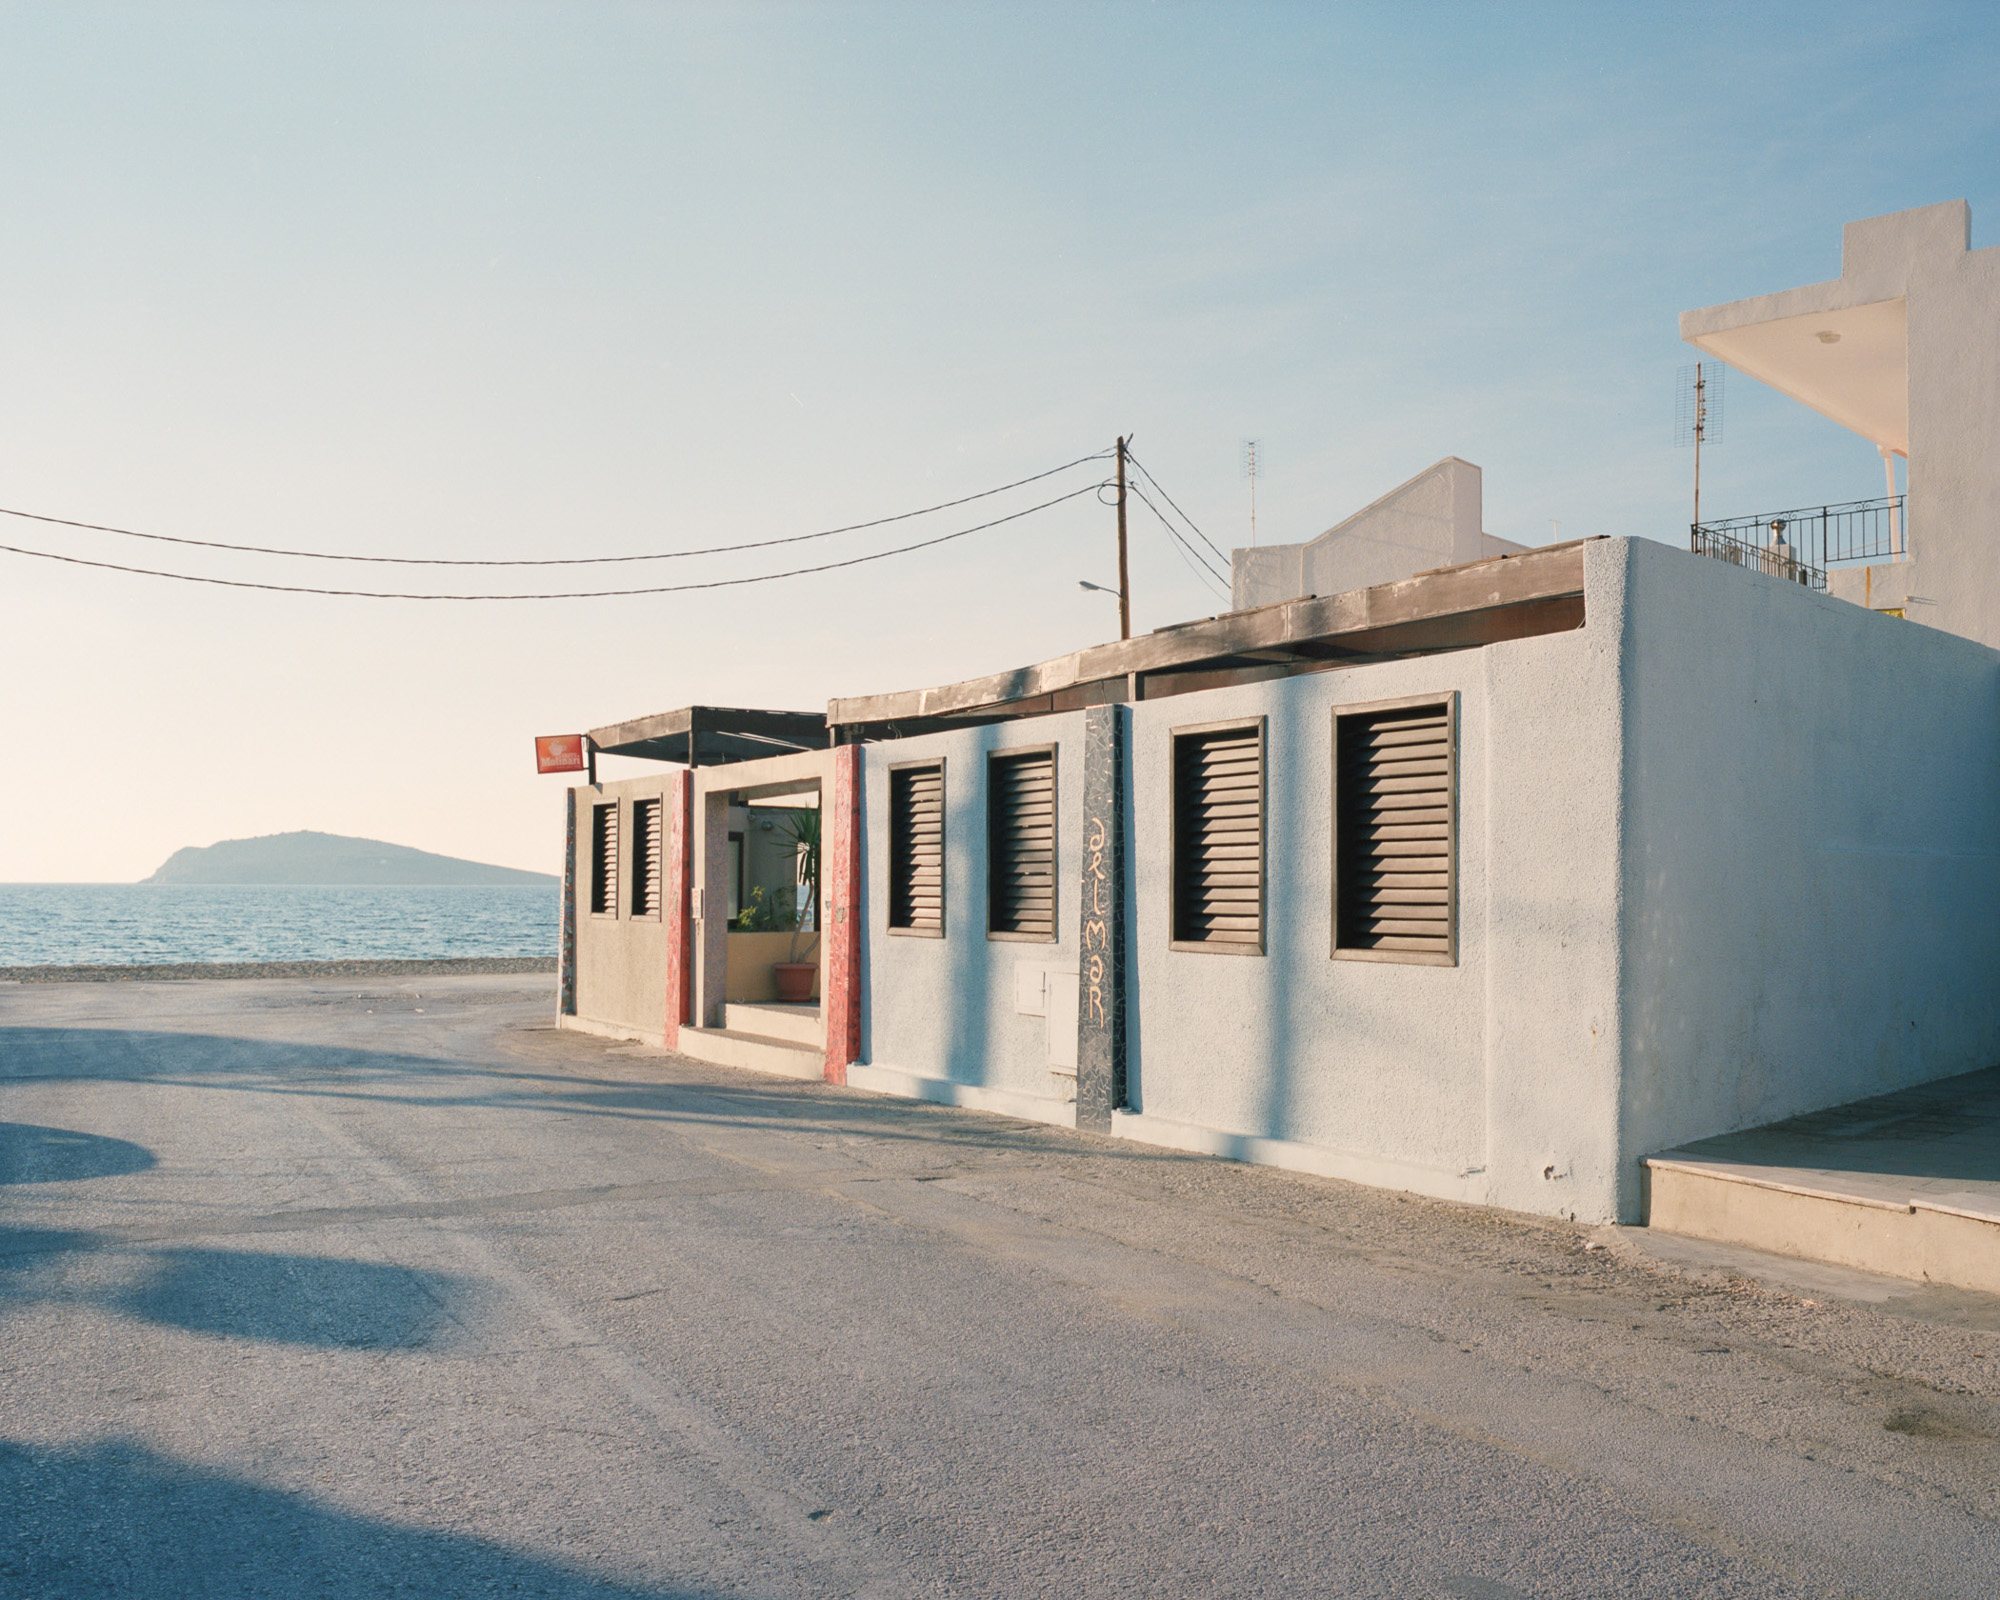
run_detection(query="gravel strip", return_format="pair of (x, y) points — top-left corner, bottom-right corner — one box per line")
(0, 957), (557, 984)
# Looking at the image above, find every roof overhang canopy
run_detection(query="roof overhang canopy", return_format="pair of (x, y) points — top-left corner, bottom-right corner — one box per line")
(828, 540), (1593, 738)
(587, 706), (828, 766)
(1682, 293), (1907, 454)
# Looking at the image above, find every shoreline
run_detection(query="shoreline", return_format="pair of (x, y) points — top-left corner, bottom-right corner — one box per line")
(0, 957), (557, 984)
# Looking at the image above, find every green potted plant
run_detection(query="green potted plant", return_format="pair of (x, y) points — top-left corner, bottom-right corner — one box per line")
(771, 807), (821, 1004)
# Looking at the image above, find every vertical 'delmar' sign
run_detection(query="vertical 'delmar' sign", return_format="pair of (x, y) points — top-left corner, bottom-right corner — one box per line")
(1076, 704), (1126, 1130)
(559, 787), (578, 1018)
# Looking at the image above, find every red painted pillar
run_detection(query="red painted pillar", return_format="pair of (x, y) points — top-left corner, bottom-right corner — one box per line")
(662, 768), (694, 1048)
(822, 743), (863, 1084)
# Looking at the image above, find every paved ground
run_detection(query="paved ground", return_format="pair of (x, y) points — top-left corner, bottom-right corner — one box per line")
(1, 975), (1996, 1599)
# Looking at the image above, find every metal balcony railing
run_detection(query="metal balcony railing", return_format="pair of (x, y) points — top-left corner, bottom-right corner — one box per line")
(1689, 496), (1906, 592)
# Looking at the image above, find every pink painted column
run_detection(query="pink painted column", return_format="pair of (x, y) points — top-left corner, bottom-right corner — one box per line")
(662, 768), (694, 1049)
(822, 743), (863, 1084)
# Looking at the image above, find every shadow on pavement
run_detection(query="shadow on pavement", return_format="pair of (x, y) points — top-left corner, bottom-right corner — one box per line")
(0, 1225), (483, 1351)
(0, 1124), (154, 1184)
(0, 1023), (1200, 1169)
(114, 1246), (478, 1349)
(0, 1436), (720, 1599)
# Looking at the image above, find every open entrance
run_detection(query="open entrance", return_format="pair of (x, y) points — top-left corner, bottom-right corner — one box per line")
(724, 783), (822, 1009)
(690, 766), (828, 1076)
(573, 706), (835, 1077)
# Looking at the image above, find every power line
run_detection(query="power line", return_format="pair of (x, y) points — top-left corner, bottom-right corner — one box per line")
(1121, 449), (1231, 568)
(0, 482), (1106, 601)
(0, 450), (1112, 567)
(1126, 482), (1230, 600)
(1126, 479), (1227, 580)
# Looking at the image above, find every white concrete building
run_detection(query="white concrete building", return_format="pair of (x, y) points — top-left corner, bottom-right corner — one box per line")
(1231, 456), (1528, 611)
(1683, 199), (2000, 644)
(831, 537), (2000, 1225)
(559, 201), (2000, 1232)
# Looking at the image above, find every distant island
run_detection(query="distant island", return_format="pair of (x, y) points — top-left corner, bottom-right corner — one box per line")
(143, 831), (558, 887)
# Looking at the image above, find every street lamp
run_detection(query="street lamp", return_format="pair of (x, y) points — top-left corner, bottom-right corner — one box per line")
(1078, 580), (1123, 598)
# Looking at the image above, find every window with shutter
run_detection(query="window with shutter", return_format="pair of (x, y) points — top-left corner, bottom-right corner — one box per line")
(590, 801), (619, 918)
(1334, 695), (1456, 965)
(631, 797), (663, 919)
(1170, 720), (1265, 953)
(888, 761), (945, 936)
(987, 747), (1056, 941)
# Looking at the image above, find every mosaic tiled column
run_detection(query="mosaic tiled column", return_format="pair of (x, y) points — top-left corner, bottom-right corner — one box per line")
(558, 787), (578, 1018)
(662, 768), (694, 1048)
(1076, 704), (1127, 1130)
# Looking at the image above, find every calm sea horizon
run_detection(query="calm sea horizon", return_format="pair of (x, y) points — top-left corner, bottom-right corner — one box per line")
(0, 883), (559, 968)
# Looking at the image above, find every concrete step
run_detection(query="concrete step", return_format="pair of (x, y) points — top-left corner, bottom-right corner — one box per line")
(1644, 1155), (2000, 1296)
(676, 1026), (824, 1081)
(723, 1002), (823, 1047)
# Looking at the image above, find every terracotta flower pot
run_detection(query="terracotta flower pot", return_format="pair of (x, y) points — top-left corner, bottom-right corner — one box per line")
(772, 962), (818, 1004)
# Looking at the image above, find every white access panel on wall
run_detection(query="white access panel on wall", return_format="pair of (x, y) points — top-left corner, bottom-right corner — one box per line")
(1044, 969), (1079, 1071)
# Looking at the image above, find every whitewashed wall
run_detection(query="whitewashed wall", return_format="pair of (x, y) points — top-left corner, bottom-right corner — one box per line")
(1125, 539), (1628, 1220)
(566, 772), (674, 1045)
(1616, 536), (2000, 1213)
(850, 537), (2000, 1224)
(857, 712), (1088, 1124)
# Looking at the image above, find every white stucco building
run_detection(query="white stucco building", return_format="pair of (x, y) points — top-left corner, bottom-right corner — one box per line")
(1683, 198), (2000, 639)
(557, 202), (2000, 1228)
(1231, 456), (1529, 610)
(829, 536), (1999, 1225)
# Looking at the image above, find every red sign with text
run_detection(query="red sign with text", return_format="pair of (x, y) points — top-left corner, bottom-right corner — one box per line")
(536, 735), (586, 774)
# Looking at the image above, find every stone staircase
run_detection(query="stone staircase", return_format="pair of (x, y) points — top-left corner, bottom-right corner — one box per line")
(1644, 1065), (2000, 1297)
(675, 1002), (825, 1081)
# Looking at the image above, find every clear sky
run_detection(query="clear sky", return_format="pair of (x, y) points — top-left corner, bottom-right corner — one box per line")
(3, 2), (1995, 881)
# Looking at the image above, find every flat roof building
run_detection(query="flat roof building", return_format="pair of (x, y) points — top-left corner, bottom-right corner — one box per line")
(1683, 199), (2000, 643)
(552, 204), (2000, 1241)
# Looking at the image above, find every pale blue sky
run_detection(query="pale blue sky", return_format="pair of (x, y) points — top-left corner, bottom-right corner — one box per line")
(3, 3), (1995, 878)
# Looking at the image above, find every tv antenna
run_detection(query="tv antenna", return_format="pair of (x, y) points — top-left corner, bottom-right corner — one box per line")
(1241, 439), (1263, 546)
(1676, 362), (1724, 528)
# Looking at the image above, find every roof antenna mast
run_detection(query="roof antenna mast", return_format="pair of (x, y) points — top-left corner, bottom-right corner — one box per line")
(1676, 362), (1724, 530)
(1241, 439), (1262, 548)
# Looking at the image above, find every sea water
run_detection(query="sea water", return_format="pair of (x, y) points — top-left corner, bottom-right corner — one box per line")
(0, 884), (559, 967)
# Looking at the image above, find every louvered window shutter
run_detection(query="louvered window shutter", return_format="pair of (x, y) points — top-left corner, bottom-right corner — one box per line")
(988, 749), (1056, 939)
(1335, 699), (1456, 963)
(590, 802), (619, 917)
(631, 798), (663, 918)
(1171, 722), (1264, 951)
(889, 762), (945, 934)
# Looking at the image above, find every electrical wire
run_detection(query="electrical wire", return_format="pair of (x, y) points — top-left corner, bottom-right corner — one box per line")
(0, 482), (1107, 601)
(1127, 482), (1230, 601)
(1121, 448), (1231, 568)
(1126, 479), (1227, 583)
(0, 450), (1113, 567)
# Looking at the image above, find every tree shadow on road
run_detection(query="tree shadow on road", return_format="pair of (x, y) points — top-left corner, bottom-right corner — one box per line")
(0, 1224), (484, 1351)
(114, 1245), (480, 1349)
(0, 1123), (154, 1185)
(0, 1436), (725, 1599)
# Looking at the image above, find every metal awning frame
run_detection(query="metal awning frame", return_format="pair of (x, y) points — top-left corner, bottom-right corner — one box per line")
(586, 706), (829, 768)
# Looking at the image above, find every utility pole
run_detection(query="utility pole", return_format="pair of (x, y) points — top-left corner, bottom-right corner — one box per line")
(1115, 435), (1131, 641)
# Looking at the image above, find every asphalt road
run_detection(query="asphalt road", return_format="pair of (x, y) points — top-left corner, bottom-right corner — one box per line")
(1, 975), (1995, 1599)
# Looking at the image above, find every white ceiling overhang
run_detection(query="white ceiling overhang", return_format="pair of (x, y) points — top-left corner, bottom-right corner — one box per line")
(1684, 297), (1907, 455)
